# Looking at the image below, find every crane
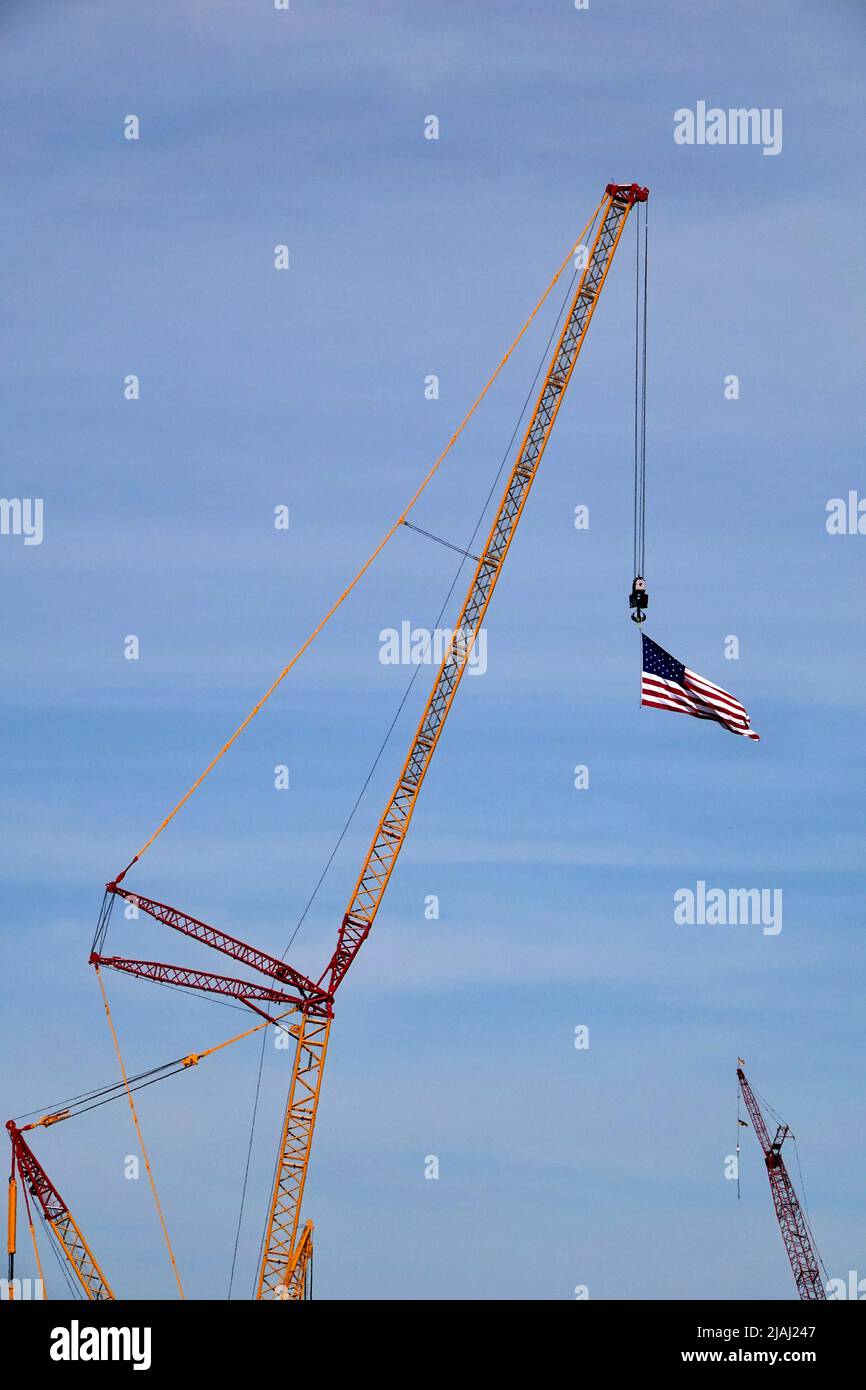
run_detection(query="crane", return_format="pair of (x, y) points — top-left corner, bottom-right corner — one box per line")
(7, 1120), (114, 1301)
(255, 181), (649, 1298)
(737, 1064), (826, 1301)
(5, 181), (645, 1301)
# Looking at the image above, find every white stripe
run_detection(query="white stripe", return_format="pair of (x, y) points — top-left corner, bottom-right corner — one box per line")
(642, 695), (718, 721)
(642, 677), (716, 718)
(683, 670), (747, 717)
(681, 676), (748, 723)
(683, 666), (737, 701)
(643, 670), (758, 738)
(692, 695), (748, 727)
(642, 675), (695, 702)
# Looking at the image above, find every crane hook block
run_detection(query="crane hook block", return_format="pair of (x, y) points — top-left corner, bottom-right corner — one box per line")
(629, 576), (648, 623)
(606, 183), (649, 205)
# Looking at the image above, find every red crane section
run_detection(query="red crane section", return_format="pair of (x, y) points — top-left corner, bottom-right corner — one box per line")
(737, 1066), (826, 1301)
(89, 953), (307, 1022)
(7, 1122), (114, 1300)
(105, 885), (330, 1010)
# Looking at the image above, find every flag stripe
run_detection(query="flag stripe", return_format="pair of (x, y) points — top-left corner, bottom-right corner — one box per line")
(642, 677), (703, 710)
(683, 671), (747, 717)
(683, 668), (739, 701)
(684, 682), (744, 716)
(642, 678), (728, 722)
(641, 695), (720, 722)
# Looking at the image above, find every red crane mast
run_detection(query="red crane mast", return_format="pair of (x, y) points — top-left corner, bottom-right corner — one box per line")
(737, 1065), (826, 1301)
(7, 1122), (114, 1300)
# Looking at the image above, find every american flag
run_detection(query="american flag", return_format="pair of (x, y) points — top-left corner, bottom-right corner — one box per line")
(641, 634), (760, 741)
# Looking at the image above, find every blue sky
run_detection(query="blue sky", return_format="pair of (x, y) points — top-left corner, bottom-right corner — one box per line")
(1, 0), (864, 1300)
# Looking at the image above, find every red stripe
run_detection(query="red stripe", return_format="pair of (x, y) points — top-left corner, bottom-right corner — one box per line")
(641, 679), (718, 719)
(685, 688), (746, 722)
(642, 675), (702, 711)
(641, 694), (718, 721)
(684, 675), (744, 712)
(682, 667), (735, 699)
(683, 670), (746, 716)
(679, 675), (749, 725)
(643, 670), (758, 738)
(689, 695), (748, 727)
(641, 685), (693, 711)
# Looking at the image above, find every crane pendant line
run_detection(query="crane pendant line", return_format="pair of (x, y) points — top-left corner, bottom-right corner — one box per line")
(109, 199), (608, 881)
(737, 1066), (826, 1301)
(321, 191), (639, 998)
(255, 182), (647, 1298)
